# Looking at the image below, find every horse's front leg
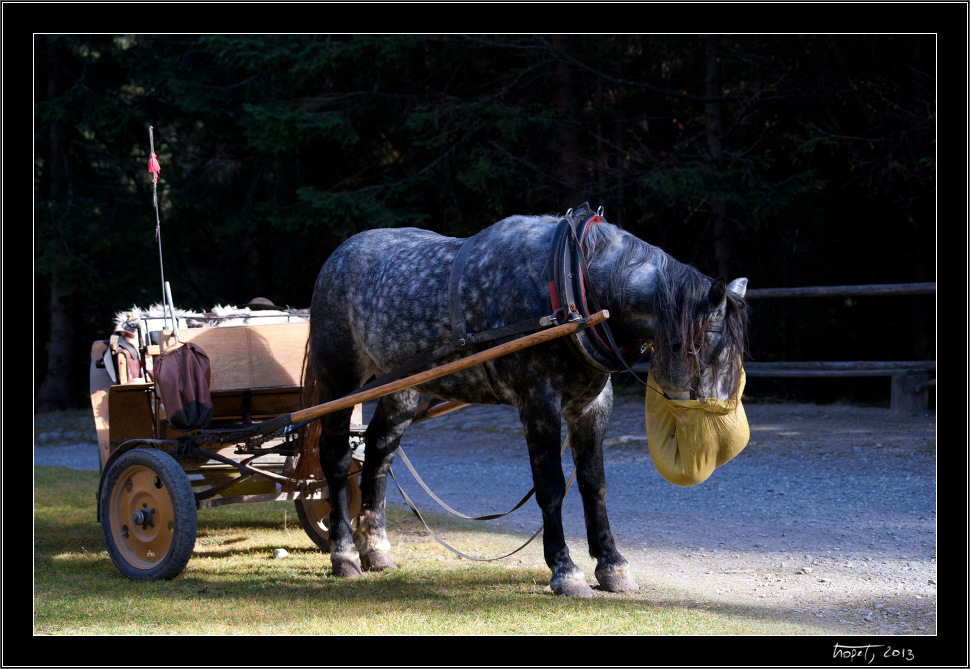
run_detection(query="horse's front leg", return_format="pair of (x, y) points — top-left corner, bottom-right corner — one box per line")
(519, 396), (594, 598)
(354, 389), (420, 572)
(566, 383), (639, 593)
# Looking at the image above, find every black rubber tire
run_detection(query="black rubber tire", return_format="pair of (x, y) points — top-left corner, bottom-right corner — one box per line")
(98, 448), (197, 581)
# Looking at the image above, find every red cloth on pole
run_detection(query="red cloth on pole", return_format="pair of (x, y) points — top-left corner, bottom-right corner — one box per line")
(148, 152), (161, 183)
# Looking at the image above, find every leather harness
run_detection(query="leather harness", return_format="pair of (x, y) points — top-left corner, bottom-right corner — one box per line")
(546, 203), (645, 375)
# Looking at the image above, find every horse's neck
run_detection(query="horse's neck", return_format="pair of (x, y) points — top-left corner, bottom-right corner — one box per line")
(597, 242), (676, 341)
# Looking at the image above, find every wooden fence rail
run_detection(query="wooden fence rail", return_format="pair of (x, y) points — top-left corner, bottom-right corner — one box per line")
(745, 282), (936, 299)
(742, 361), (936, 378)
(634, 282), (935, 416)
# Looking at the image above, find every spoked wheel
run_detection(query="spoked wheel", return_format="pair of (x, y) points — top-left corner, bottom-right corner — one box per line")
(294, 457), (363, 553)
(98, 448), (197, 580)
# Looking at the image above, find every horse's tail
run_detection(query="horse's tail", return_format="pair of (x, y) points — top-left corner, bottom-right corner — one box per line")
(286, 336), (323, 491)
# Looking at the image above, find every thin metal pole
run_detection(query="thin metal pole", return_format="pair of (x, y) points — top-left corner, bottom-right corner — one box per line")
(148, 125), (172, 333)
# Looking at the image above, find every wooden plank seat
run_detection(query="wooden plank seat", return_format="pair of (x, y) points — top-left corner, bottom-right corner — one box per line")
(158, 321), (309, 423)
(93, 317), (369, 480)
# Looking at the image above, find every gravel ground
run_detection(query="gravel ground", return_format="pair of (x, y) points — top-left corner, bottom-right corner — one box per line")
(390, 396), (938, 636)
(35, 396), (937, 636)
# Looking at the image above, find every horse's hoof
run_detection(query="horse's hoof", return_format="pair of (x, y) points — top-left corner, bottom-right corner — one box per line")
(330, 555), (363, 578)
(550, 573), (596, 598)
(360, 551), (398, 572)
(595, 566), (639, 593)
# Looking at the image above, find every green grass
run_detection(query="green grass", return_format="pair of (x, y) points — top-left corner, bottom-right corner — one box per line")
(34, 464), (823, 636)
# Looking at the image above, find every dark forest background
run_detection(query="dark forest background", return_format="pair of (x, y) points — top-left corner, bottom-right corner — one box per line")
(33, 33), (938, 412)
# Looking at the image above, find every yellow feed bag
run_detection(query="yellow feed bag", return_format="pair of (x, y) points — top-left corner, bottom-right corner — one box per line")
(645, 366), (749, 487)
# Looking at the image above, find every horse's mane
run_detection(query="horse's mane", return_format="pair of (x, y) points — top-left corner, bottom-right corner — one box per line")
(583, 221), (749, 396)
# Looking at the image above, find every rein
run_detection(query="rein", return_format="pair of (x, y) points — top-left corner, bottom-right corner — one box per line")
(389, 434), (576, 561)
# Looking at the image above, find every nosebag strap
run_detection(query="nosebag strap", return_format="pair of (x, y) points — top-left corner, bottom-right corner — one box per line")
(644, 366), (749, 487)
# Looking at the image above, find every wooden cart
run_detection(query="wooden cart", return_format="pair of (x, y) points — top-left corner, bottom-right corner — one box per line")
(90, 306), (606, 580)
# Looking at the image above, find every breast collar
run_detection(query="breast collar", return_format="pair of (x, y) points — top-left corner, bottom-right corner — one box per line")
(547, 203), (646, 375)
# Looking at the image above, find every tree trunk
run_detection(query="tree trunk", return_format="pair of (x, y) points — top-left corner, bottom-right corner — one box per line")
(35, 39), (75, 413)
(704, 35), (731, 279)
(555, 38), (584, 205)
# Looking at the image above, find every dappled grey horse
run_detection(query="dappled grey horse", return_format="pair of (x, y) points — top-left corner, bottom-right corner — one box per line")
(298, 204), (748, 597)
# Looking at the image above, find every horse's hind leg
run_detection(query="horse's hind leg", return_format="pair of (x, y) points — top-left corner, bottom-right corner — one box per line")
(354, 388), (422, 572)
(315, 404), (364, 578)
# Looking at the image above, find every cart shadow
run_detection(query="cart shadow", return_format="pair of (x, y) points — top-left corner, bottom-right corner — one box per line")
(190, 542), (327, 560)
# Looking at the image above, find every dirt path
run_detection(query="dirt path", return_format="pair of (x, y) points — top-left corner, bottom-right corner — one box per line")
(393, 397), (937, 635)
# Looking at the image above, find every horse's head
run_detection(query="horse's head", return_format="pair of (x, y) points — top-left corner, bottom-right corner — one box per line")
(646, 273), (749, 401)
(570, 219), (749, 402)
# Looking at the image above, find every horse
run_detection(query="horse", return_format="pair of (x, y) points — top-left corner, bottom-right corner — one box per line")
(297, 203), (748, 597)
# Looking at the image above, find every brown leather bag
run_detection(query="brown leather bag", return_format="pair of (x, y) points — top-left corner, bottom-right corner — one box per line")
(154, 341), (213, 431)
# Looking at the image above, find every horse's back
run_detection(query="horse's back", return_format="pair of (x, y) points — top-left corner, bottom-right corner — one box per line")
(316, 217), (555, 281)
(313, 227), (453, 287)
(309, 215), (564, 399)
(312, 216), (557, 328)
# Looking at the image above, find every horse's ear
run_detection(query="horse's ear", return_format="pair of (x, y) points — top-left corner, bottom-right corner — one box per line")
(708, 277), (726, 307)
(727, 277), (748, 299)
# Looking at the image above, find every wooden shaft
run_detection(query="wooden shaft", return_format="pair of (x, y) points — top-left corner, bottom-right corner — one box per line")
(412, 401), (470, 424)
(290, 310), (609, 425)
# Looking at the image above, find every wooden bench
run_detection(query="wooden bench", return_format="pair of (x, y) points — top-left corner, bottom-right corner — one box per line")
(91, 321), (318, 469)
(158, 321), (310, 424)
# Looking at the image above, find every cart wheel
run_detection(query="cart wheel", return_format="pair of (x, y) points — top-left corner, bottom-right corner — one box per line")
(295, 459), (363, 553)
(98, 448), (197, 581)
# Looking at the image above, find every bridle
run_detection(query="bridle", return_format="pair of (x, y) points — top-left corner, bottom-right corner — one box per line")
(649, 328), (738, 402)
(546, 205), (734, 400)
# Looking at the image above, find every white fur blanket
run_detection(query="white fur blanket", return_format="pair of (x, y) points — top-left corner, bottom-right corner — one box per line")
(114, 303), (309, 332)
